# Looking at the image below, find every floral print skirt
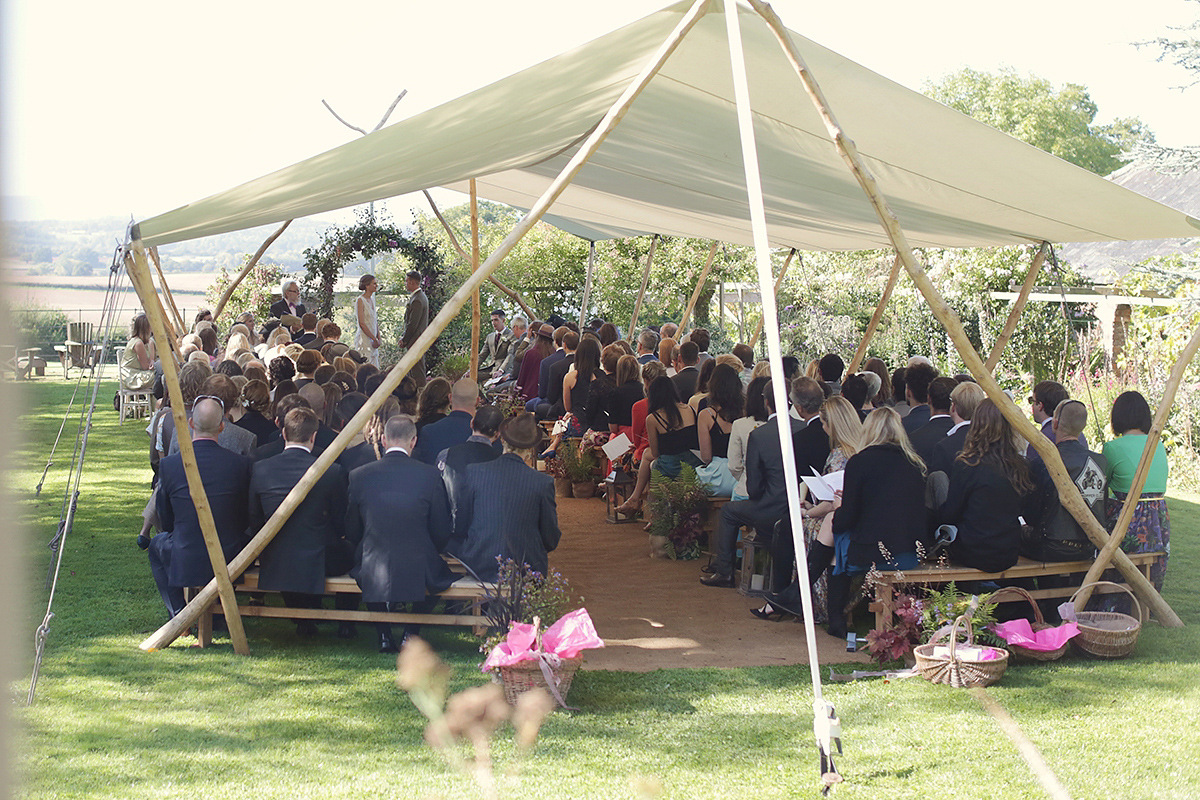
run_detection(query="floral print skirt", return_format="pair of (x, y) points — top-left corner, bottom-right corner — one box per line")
(1106, 491), (1170, 591)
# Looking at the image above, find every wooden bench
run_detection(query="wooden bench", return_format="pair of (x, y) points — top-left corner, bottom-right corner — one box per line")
(193, 563), (496, 647)
(868, 551), (1164, 631)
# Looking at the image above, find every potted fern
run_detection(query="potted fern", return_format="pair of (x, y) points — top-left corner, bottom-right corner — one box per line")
(557, 439), (598, 498)
(645, 463), (711, 560)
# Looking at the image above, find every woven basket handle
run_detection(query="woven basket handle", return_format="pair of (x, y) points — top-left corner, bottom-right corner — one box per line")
(1070, 580), (1143, 622)
(948, 615), (974, 662)
(987, 586), (1045, 625)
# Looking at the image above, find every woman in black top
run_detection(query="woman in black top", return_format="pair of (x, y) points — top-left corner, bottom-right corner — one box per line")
(645, 376), (701, 478)
(562, 337), (601, 437)
(233, 379), (278, 446)
(608, 355), (644, 438)
(415, 377), (452, 431)
(696, 364), (743, 496)
(938, 398), (1032, 572)
(585, 344), (621, 432)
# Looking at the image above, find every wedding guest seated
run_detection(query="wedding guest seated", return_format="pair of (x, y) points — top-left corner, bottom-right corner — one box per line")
(346, 414), (457, 653)
(891, 366), (910, 417)
(539, 330), (579, 421)
(838, 373), (870, 419)
(818, 353), (844, 395)
(293, 349), (322, 388)
(451, 414), (562, 582)
(249, 407), (352, 638)
(414, 378), (478, 464)
(119, 313), (157, 391)
(1022, 399), (1107, 562)
(255, 393), (310, 459)
(314, 363), (336, 386)
(1027, 380), (1088, 461)
(658, 337), (677, 375)
(268, 356), (296, 391)
(516, 323), (555, 404)
(608, 355), (645, 442)
(937, 399), (1032, 573)
(732, 343), (755, 385)
(415, 377), (452, 432)
(336, 392), (377, 473)
(690, 328), (713, 366)
(1102, 390), (1170, 590)
(167, 372), (258, 457)
(928, 382), (986, 475)
(822, 407), (926, 636)
(439, 405), (504, 524)
(696, 364), (744, 497)
(728, 375), (770, 502)
(909, 376), (957, 464)
(294, 313), (319, 347)
(863, 358), (893, 408)
(901, 363), (938, 432)
(233, 379), (277, 446)
(148, 398), (252, 618)
(636, 330), (660, 364)
(671, 341), (701, 399)
(687, 358), (717, 410)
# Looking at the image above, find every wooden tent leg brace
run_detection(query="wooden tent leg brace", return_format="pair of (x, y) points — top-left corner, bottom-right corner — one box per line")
(1075, 320), (1200, 610)
(126, 243), (251, 654)
(847, 253), (901, 374)
(984, 241), (1050, 372)
(678, 241), (720, 333)
(421, 190), (537, 321)
(748, 248), (796, 348)
(580, 241), (596, 330)
(628, 234), (659, 337)
(213, 220), (293, 321)
(148, 246), (187, 336)
(748, 0), (1184, 627)
(469, 179), (482, 381)
(138, 0), (714, 652)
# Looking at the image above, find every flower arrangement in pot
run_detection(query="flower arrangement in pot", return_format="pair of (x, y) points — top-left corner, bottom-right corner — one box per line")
(645, 463), (711, 560)
(553, 438), (598, 498)
(864, 579), (999, 665)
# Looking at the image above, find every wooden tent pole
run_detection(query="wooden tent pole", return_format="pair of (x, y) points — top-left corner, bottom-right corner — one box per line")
(628, 234), (659, 338)
(148, 246), (186, 335)
(847, 253), (901, 374)
(748, 247), (796, 348)
(748, 0), (1183, 627)
(469, 179), (482, 381)
(579, 241), (596, 330)
(984, 241), (1050, 372)
(421, 190), (537, 321)
(213, 220), (293, 321)
(126, 243), (251, 654)
(139, 0), (713, 652)
(678, 241), (720, 333)
(1075, 319), (1200, 609)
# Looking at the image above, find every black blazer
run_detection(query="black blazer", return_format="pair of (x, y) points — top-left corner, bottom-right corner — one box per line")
(938, 459), (1025, 572)
(450, 453), (562, 581)
(671, 366), (700, 401)
(249, 447), (348, 593)
(413, 410), (473, 464)
(254, 423), (337, 461)
(792, 416), (831, 476)
(928, 423), (970, 475)
(439, 438), (502, 524)
(908, 415), (955, 467)
(233, 410), (278, 447)
(337, 441), (378, 473)
(743, 415), (805, 527)
(156, 440), (252, 588)
(293, 332), (318, 347)
(537, 350), (566, 401)
(901, 404), (931, 434)
(270, 298), (305, 319)
(546, 353), (575, 410)
(832, 443), (927, 569)
(345, 451), (456, 603)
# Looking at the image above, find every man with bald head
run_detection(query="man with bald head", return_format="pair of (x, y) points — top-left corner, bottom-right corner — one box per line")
(149, 397), (253, 619)
(413, 378), (479, 464)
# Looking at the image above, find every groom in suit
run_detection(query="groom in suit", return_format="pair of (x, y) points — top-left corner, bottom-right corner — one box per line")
(450, 413), (561, 582)
(345, 414), (456, 653)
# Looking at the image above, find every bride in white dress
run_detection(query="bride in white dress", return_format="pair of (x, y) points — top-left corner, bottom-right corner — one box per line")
(355, 274), (381, 367)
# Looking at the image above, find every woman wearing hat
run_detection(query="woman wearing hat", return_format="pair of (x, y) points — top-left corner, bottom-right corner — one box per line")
(516, 323), (555, 402)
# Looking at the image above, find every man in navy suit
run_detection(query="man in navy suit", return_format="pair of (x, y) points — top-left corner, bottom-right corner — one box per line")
(636, 329), (659, 364)
(249, 407), (352, 638)
(438, 405), (503, 525)
(537, 329), (577, 420)
(701, 379), (806, 588)
(346, 414), (457, 653)
(149, 398), (252, 619)
(929, 382), (986, 475)
(901, 362), (938, 433)
(413, 378), (478, 464)
(450, 414), (561, 582)
(908, 377), (957, 465)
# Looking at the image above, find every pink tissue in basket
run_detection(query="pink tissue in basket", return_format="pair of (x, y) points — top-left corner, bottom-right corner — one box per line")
(482, 609), (605, 671)
(992, 618), (1080, 652)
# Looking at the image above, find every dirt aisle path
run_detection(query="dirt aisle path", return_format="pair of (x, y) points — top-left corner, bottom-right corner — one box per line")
(550, 496), (870, 671)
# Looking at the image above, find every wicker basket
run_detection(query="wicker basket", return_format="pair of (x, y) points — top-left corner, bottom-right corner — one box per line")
(913, 615), (1009, 688)
(1069, 581), (1142, 659)
(498, 654), (583, 707)
(988, 586), (1069, 662)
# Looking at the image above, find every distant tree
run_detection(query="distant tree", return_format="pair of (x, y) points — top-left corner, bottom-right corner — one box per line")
(924, 67), (1153, 176)
(1130, 3), (1200, 173)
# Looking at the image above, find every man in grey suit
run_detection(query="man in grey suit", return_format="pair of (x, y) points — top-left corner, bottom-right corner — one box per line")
(450, 413), (562, 582)
(402, 270), (430, 388)
(346, 414), (456, 653)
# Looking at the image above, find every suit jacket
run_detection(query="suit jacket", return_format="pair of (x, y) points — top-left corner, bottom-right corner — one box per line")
(345, 451), (456, 603)
(450, 453), (562, 581)
(929, 423), (970, 475)
(908, 414), (954, 466)
(254, 423), (337, 461)
(293, 332), (318, 347)
(901, 404), (931, 434)
(269, 298), (305, 319)
(157, 439), (252, 588)
(537, 350), (566, 401)
(546, 353), (575, 410)
(439, 436), (502, 524)
(671, 366), (700, 401)
(338, 440), (378, 473)
(792, 416), (831, 476)
(249, 447), (348, 593)
(166, 413), (258, 458)
(743, 415), (805, 526)
(413, 410), (473, 464)
(403, 289), (429, 348)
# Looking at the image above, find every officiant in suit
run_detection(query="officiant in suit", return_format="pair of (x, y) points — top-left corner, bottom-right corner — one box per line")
(345, 414), (456, 653)
(249, 407), (353, 638)
(149, 398), (252, 619)
(450, 413), (561, 582)
(270, 279), (306, 319)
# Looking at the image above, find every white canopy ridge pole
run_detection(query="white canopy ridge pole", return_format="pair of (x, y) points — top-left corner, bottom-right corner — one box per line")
(629, 234), (660, 337)
(847, 253), (902, 375)
(724, 6), (838, 785)
(748, 0), (1182, 627)
(749, 247), (796, 348)
(470, 178), (482, 381)
(580, 241), (596, 330)
(678, 240), (721, 333)
(984, 241), (1050, 373)
(138, 0), (715, 652)
(213, 220), (294, 322)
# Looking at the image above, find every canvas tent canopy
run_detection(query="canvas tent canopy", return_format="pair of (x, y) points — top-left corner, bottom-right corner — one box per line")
(135, 0), (1199, 250)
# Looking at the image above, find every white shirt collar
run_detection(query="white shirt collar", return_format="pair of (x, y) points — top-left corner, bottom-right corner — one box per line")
(385, 445), (410, 455)
(284, 442), (313, 453)
(947, 420), (970, 435)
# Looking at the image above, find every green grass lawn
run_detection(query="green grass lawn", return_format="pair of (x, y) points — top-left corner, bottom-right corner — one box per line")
(10, 377), (1200, 799)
